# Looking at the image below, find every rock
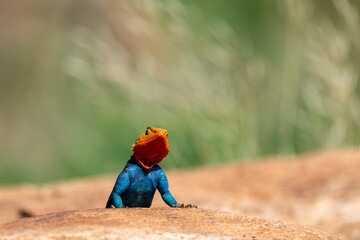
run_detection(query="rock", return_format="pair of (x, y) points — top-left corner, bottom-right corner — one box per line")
(0, 149), (359, 239)
(0, 208), (341, 240)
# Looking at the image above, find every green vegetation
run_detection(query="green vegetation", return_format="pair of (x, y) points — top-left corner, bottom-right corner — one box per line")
(1, 0), (360, 184)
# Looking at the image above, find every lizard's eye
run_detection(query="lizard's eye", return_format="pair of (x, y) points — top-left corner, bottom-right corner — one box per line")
(145, 129), (149, 135)
(166, 133), (168, 137)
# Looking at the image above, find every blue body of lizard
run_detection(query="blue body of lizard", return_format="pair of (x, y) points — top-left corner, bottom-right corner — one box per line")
(106, 157), (177, 208)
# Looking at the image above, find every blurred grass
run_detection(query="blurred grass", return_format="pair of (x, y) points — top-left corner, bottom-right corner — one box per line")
(1, 0), (360, 184)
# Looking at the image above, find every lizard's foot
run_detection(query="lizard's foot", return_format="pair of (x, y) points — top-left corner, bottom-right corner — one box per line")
(172, 203), (197, 208)
(172, 203), (184, 208)
(185, 204), (197, 208)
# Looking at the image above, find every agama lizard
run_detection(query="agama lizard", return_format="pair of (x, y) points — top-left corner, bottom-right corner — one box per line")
(106, 126), (196, 208)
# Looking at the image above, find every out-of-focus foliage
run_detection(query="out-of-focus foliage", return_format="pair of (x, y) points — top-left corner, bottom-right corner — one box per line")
(1, 0), (360, 184)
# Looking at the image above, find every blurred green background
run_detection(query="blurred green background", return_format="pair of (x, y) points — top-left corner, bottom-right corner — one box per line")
(1, 0), (360, 184)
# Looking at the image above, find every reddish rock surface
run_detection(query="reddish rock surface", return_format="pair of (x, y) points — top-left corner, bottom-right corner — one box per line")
(0, 208), (341, 240)
(0, 149), (359, 239)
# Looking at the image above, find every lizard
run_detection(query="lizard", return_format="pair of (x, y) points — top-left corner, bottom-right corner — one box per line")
(105, 126), (197, 208)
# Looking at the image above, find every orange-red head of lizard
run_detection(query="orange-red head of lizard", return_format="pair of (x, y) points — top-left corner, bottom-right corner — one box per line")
(131, 127), (169, 169)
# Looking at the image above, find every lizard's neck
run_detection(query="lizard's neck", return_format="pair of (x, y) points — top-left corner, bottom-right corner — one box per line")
(129, 155), (153, 171)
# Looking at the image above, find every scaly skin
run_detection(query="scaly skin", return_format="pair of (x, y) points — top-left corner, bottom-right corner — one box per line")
(106, 127), (196, 208)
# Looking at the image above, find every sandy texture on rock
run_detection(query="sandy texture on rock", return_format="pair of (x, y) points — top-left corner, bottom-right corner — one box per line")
(0, 149), (359, 239)
(0, 208), (341, 240)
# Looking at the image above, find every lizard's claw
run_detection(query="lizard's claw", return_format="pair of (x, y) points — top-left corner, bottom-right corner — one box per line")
(185, 204), (197, 208)
(172, 203), (185, 208)
(172, 203), (197, 208)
